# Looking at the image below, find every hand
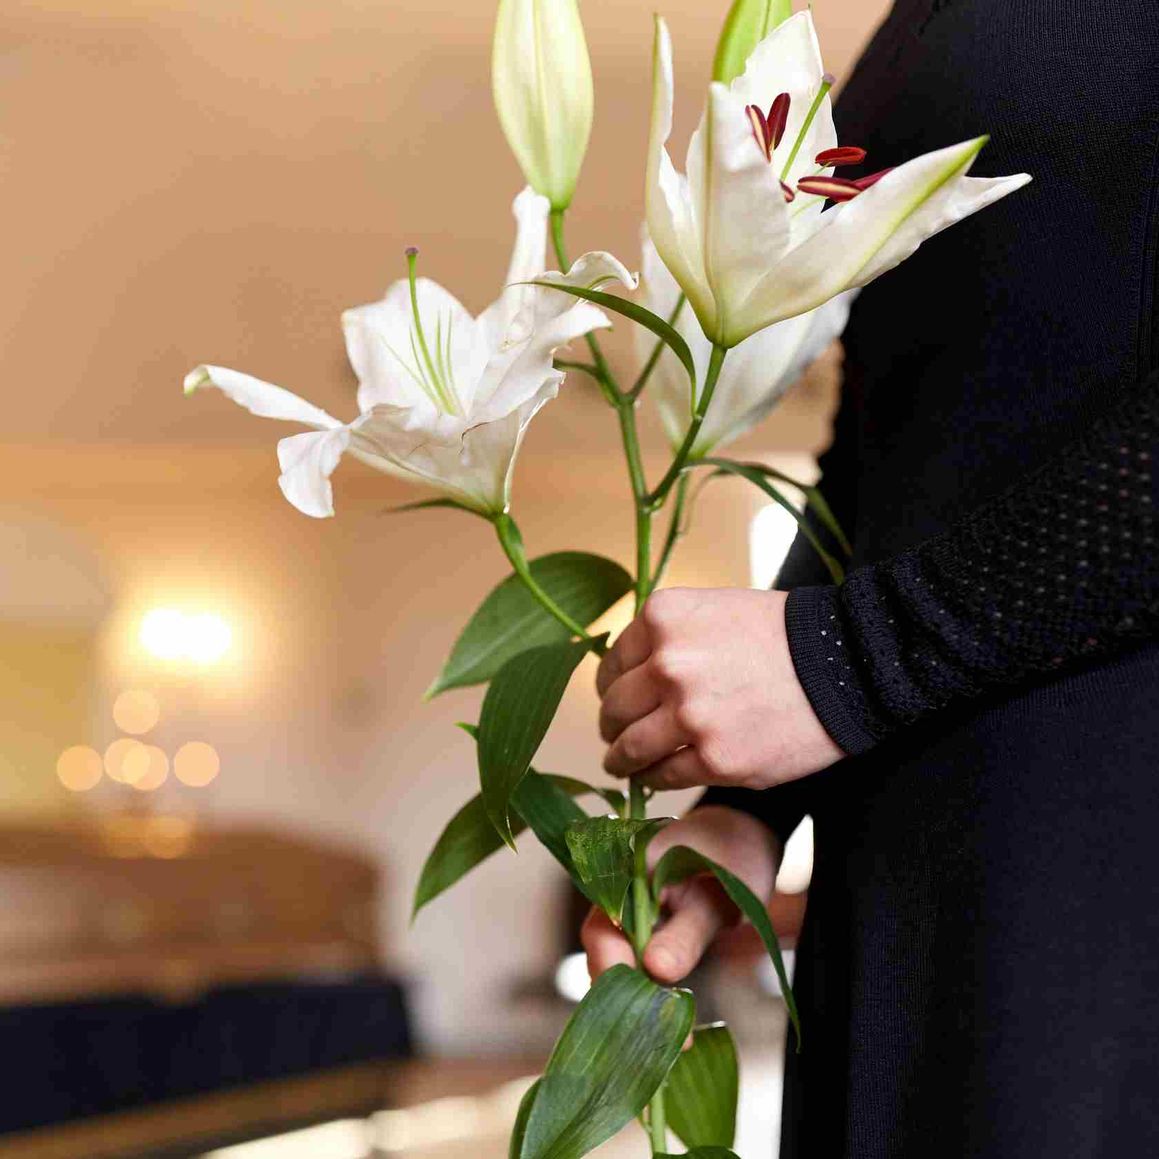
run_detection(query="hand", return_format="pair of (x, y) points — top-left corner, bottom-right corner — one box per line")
(581, 806), (786, 984)
(596, 587), (844, 792)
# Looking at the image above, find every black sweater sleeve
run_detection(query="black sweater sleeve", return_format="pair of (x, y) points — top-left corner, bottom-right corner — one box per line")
(789, 370), (1159, 755)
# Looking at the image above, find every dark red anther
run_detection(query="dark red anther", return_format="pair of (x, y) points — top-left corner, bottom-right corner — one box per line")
(797, 175), (862, 202)
(780, 180), (796, 203)
(816, 146), (867, 167)
(747, 104), (772, 160)
(852, 167), (894, 190)
(767, 92), (791, 150)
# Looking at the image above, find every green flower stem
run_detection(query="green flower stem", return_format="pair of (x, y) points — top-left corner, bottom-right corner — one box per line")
(646, 343), (728, 509)
(493, 514), (606, 652)
(549, 209), (618, 405)
(648, 474), (689, 597)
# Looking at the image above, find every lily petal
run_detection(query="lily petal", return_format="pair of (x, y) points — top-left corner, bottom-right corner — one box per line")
(476, 186), (552, 353)
(184, 365), (342, 430)
(276, 428), (352, 518)
(685, 80), (792, 343)
(729, 137), (1031, 341)
(646, 16), (714, 335)
(732, 11), (836, 187)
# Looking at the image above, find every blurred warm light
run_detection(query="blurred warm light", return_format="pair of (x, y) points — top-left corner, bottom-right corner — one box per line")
(140, 608), (232, 664)
(142, 814), (194, 858)
(174, 741), (220, 787)
(112, 688), (161, 734)
(750, 502), (801, 589)
(56, 745), (103, 792)
(129, 745), (170, 792)
(554, 950), (591, 1003)
(104, 737), (145, 784)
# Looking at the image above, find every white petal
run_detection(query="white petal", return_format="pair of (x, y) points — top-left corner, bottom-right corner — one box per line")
(276, 428), (351, 518)
(729, 137), (1031, 342)
(685, 81), (792, 343)
(476, 186), (552, 353)
(637, 233), (713, 447)
(733, 11), (837, 187)
(646, 16), (714, 335)
(184, 365), (341, 429)
(697, 289), (854, 452)
(343, 276), (484, 424)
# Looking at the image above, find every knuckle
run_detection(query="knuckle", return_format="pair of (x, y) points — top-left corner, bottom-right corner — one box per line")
(650, 646), (687, 686)
(673, 698), (706, 740)
(697, 740), (731, 783)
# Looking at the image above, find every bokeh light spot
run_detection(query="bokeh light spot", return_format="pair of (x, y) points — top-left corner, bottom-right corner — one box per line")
(113, 689), (161, 735)
(105, 737), (145, 784)
(130, 745), (169, 792)
(174, 741), (220, 787)
(57, 746), (103, 792)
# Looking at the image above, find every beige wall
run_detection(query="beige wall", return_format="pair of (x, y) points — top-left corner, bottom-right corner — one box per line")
(1, 0), (888, 1050)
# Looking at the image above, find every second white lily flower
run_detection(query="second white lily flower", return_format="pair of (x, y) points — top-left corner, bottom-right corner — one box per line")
(647, 10), (1031, 349)
(185, 189), (632, 518)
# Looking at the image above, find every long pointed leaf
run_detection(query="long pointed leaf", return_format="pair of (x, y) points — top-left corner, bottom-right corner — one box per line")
(652, 844), (800, 1047)
(666, 1024), (739, 1150)
(520, 964), (695, 1159)
(657, 1150), (741, 1159)
(428, 552), (631, 697)
(510, 1081), (541, 1159)
(565, 816), (670, 927)
(530, 279), (697, 401)
(479, 636), (605, 846)
(702, 458), (845, 583)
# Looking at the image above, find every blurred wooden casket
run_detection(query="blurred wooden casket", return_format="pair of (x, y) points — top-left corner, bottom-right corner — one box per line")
(0, 815), (413, 1158)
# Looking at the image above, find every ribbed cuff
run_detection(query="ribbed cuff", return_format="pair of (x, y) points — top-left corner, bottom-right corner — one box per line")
(785, 585), (878, 757)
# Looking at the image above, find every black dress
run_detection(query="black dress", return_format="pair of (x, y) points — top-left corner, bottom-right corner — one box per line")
(704, 2), (1159, 1155)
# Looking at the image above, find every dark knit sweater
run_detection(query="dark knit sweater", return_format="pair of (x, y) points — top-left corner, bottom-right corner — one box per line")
(700, 1), (1159, 1156)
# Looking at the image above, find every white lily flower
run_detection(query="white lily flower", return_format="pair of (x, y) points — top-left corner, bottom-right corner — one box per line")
(185, 189), (630, 518)
(637, 234), (854, 456)
(647, 11), (1031, 349)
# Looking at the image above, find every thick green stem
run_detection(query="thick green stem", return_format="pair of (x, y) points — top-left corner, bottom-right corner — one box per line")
(646, 343), (728, 508)
(647, 474), (689, 597)
(494, 514), (605, 650)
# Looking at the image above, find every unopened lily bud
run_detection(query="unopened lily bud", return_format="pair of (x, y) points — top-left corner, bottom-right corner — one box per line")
(492, 0), (594, 211)
(712, 0), (793, 85)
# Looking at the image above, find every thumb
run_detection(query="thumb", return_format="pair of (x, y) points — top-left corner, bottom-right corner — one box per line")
(643, 876), (736, 985)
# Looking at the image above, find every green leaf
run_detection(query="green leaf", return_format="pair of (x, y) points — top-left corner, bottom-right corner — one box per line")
(519, 964), (695, 1159)
(412, 771), (625, 918)
(427, 552), (631, 697)
(564, 816), (670, 926)
(530, 279), (698, 403)
(702, 458), (846, 584)
(653, 844), (800, 1047)
(479, 636), (605, 847)
(510, 1080), (541, 1159)
(713, 0), (793, 85)
(666, 1024), (739, 1150)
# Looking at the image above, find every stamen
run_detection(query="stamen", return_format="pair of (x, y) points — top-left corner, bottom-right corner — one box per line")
(767, 93), (791, 150)
(853, 167), (894, 190)
(779, 73), (835, 182)
(780, 180), (796, 203)
(747, 105), (772, 161)
(797, 175), (862, 203)
(816, 146), (866, 167)
(405, 247), (461, 416)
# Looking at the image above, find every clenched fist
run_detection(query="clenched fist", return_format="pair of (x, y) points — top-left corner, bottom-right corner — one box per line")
(596, 587), (844, 792)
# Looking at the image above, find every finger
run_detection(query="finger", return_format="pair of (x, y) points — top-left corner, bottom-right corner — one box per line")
(596, 615), (653, 698)
(580, 907), (636, 979)
(632, 746), (724, 791)
(603, 703), (691, 780)
(643, 877), (734, 984)
(599, 661), (664, 743)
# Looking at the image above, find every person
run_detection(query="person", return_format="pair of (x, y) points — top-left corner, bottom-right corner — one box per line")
(582, 1), (1159, 1155)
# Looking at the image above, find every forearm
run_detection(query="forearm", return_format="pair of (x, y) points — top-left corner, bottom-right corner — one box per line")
(790, 369), (1159, 753)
